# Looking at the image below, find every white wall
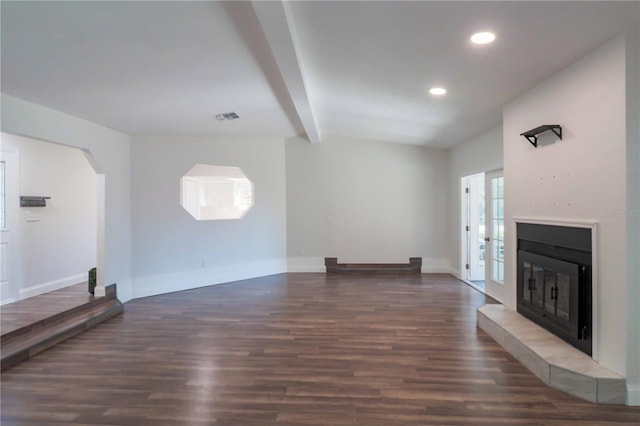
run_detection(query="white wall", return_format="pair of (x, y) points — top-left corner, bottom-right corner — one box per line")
(2, 133), (97, 298)
(130, 136), (287, 298)
(503, 36), (628, 378)
(286, 135), (449, 272)
(447, 126), (503, 295)
(1, 94), (132, 300)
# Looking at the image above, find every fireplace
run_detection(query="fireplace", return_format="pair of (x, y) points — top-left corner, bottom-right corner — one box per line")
(517, 223), (592, 356)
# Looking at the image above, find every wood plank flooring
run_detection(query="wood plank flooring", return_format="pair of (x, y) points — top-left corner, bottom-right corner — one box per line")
(1, 282), (93, 336)
(2, 273), (639, 425)
(1, 283), (123, 371)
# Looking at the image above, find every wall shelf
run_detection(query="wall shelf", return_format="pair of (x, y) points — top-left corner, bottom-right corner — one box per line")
(520, 124), (562, 147)
(20, 196), (51, 207)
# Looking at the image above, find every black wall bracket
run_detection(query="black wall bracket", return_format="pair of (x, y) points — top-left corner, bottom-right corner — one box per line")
(20, 196), (51, 207)
(520, 124), (562, 148)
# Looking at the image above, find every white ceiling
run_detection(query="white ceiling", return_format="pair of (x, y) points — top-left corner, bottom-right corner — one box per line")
(1, 1), (638, 148)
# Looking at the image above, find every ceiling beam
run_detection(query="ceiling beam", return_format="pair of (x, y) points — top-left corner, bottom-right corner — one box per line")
(251, 1), (321, 143)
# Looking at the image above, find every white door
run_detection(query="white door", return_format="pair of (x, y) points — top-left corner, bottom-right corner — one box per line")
(465, 173), (485, 281)
(0, 149), (19, 305)
(485, 170), (504, 287)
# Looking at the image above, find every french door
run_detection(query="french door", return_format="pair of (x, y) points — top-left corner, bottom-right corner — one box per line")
(463, 173), (485, 282)
(485, 170), (504, 286)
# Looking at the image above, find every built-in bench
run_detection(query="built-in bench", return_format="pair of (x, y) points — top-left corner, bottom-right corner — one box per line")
(325, 257), (422, 274)
(1, 284), (124, 371)
(477, 304), (626, 404)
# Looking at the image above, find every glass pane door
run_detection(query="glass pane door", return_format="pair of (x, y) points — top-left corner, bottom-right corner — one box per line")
(556, 272), (571, 321)
(485, 170), (504, 285)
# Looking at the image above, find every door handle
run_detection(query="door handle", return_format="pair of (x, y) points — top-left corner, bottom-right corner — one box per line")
(484, 237), (490, 242)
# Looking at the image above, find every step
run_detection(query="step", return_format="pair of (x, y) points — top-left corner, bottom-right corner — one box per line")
(325, 257), (422, 274)
(477, 304), (626, 404)
(1, 284), (124, 371)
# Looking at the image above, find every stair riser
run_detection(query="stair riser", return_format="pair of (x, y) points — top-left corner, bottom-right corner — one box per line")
(1, 302), (123, 372)
(2, 296), (119, 342)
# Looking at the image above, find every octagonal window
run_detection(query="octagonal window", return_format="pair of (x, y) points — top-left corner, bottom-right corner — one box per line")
(180, 164), (253, 220)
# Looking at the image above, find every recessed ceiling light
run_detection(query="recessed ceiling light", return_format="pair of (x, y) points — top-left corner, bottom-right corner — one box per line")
(429, 87), (447, 96)
(470, 31), (496, 45)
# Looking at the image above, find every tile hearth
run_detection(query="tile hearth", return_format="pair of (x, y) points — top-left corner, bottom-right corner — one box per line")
(477, 304), (626, 405)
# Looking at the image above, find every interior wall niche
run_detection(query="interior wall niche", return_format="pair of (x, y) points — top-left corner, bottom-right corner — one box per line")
(180, 164), (253, 221)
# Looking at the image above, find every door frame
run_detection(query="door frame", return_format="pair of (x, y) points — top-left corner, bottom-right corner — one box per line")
(1, 148), (21, 305)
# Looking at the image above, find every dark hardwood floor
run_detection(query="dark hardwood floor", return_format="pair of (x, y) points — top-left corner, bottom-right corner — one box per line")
(2, 273), (639, 425)
(1, 282), (93, 336)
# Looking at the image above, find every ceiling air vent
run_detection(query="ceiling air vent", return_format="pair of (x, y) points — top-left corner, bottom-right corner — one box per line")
(215, 112), (239, 121)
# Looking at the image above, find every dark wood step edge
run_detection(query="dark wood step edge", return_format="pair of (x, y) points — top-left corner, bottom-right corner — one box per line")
(2, 307), (123, 371)
(1, 283), (118, 342)
(1, 301), (123, 372)
(325, 257), (422, 275)
(2, 298), (122, 349)
(1, 284), (123, 372)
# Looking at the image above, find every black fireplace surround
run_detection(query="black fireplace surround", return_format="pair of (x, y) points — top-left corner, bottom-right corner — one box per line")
(517, 223), (592, 356)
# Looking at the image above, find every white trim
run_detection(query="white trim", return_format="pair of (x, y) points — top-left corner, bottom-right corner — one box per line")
(513, 217), (599, 362)
(19, 273), (86, 300)
(420, 258), (453, 273)
(95, 173), (106, 298)
(627, 385), (640, 406)
(460, 278), (487, 294)
(450, 268), (462, 280)
(131, 258), (287, 299)
(287, 257), (325, 273)
(1, 279), (17, 305)
(0, 147), (21, 304)
(513, 216), (599, 228)
(115, 278), (133, 304)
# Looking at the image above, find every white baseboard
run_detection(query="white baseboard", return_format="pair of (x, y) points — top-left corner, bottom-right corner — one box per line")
(0, 290), (17, 305)
(0, 281), (16, 305)
(449, 269), (463, 280)
(628, 384), (640, 406)
(131, 258), (287, 300)
(287, 257), (326, 273)
(19, 273), (86, 300)
(420, 258), (454, 274)
(115, 278), (133, 303)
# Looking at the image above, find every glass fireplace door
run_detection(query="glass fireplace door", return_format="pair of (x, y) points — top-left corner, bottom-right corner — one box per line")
(518, 250), (580, 336)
